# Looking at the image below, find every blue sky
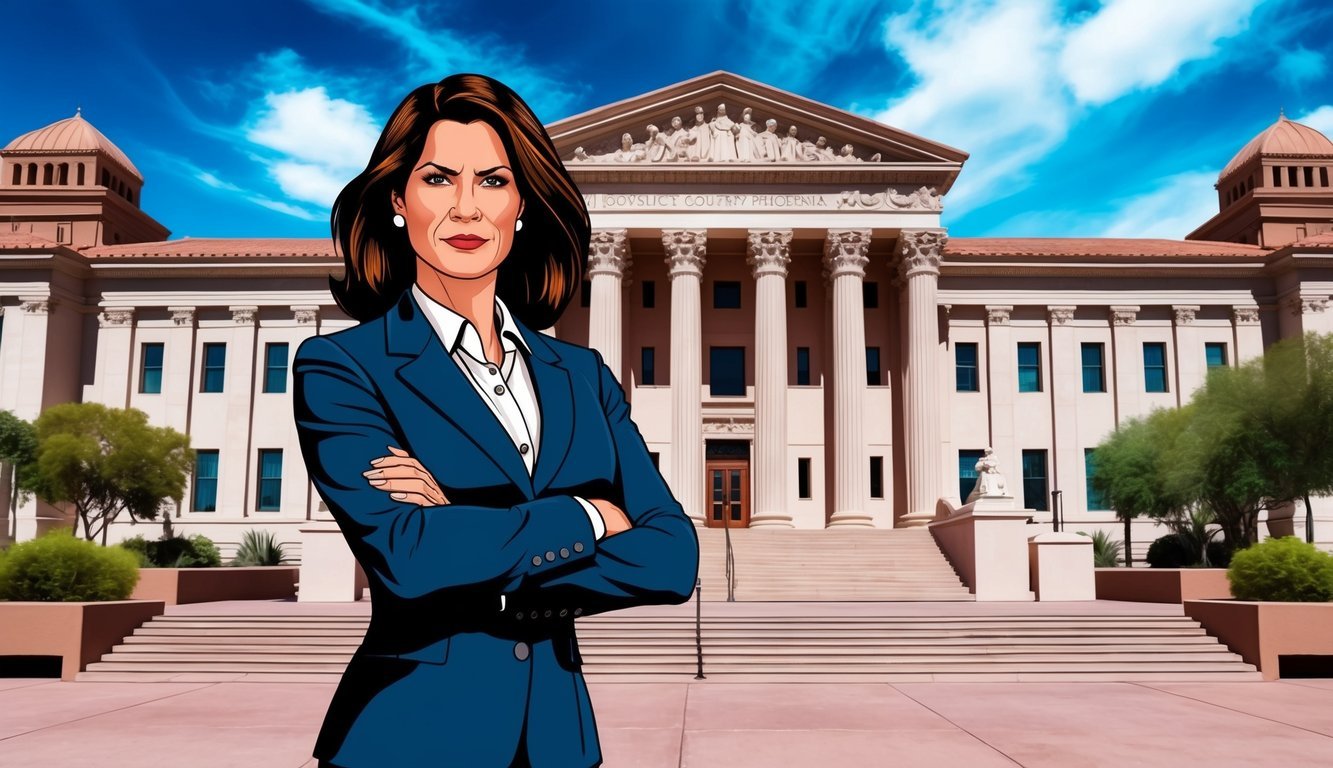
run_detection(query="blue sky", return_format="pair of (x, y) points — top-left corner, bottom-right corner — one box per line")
(5, 0), (1333, 241)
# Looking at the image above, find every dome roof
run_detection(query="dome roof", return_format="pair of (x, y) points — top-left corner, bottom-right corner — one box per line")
(3, 110), (142, 181)
(1220, 114), (1333, 181)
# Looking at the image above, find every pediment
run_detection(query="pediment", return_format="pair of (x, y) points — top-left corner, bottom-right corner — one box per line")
(547, 71), (968, 168)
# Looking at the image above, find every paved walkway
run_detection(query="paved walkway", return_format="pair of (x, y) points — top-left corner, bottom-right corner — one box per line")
(2, 675), (1332, 767)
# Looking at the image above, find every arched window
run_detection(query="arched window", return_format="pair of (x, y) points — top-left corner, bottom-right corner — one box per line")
(1305, 167), (1315, 187)
(101, 169), (110, 187)
(1322, 167), (1329, 187)
(57, 163), (68, 185)
(1273, 166), (1282, 187)
(127, 188), (134, 204)
(10, 164), (20, 185)
(42, 163), (53, 184)
(77, 163), (85, 185)
(27, 164), (37, 184)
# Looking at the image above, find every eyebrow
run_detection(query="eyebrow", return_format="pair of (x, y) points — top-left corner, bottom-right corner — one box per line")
(413, 162), (512, 176)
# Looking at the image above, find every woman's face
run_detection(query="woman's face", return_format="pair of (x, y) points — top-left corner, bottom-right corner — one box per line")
(392, 119), (524, 282)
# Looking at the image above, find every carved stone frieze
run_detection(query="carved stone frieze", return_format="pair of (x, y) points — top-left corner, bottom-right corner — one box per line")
(662, 230), (707, 278)
(746, 230), (793, 278)
(702, 417), (755, 434)
(836, 186), (943, 211)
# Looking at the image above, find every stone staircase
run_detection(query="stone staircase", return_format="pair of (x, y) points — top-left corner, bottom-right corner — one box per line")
(695, 527), (973, 601)
(75, 601), (1260, 683)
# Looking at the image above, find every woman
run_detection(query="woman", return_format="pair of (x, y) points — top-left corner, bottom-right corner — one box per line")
(292, 73), (699, 768)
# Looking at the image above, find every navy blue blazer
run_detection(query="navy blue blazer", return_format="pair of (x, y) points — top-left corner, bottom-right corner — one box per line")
(292, 289), (699, 767)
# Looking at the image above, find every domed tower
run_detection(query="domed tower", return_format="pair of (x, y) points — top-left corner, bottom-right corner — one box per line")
(1188, 113), (1333, 247)
(0, 109), (168, 248)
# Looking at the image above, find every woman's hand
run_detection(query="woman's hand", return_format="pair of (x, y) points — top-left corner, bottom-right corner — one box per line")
(588, 498), (632, 537)
(362, 445), (450, 506)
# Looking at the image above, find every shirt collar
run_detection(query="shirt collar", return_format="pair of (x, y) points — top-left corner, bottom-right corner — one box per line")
(411, 283), (531, 361)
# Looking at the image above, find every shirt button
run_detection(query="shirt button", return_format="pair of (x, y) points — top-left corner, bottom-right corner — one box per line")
(519, 443), (529, 455)
(494, 384), (506, 395)
(488, 365), (498, 375)
(573, 542), (584, 553)
(545, 551), (556, 562)
(559, 547), (569, 559)
(532, 555), (543, 566)
(514, 642), (530, 661)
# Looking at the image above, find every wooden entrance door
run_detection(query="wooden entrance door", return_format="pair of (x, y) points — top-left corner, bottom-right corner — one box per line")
(706, 459), (750, 528)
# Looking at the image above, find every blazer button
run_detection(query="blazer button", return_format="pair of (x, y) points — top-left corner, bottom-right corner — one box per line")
(532, 555), (543, 566)
(545, 551), (556, 562)
(559, 608), (568, 617)
(544, 609), (552, 618)
(573, 542), (584, 553)
(514, 642), (529, 661)
(559, 547), (570, 559)
(574, 608), (583, 616)
(515, 611), (523, 620)
(519, 443), (529, 455)
(530, 610), (538, 619)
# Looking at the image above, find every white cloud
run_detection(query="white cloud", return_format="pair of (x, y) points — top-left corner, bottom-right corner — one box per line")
(1098, 170), (1220, 239)
(1295, 105), (1333, 137)
(1276, 46), (1326, 87)
(247, 196), (322, 221)
(734, 0), (886, 91)
(1059, 0), (1259, 105)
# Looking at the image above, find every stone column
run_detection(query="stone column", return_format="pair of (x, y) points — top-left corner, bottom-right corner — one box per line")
(823, 229), (873, 527)
(984, 305), (1016, 501)
(663, 230), (706, 526)
(94, 308), (136, 408)
(1232, 305), (1263, 364)
(223, 306), (259, 516)
(896, 229), (947, 528)
(1109, 306), (1140, 423)
(747, 229), (793, 527)
(1048, 306), (1079, 515)
(292, 305), (322, 520)
(587, 229), (630, 381)
(1172, 305), (1201, 405)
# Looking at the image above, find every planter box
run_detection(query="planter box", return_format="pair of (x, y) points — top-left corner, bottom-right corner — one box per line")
(1095, 568), (1232, 603)
(1184, 599), (1333, 680)
(130, 566), (299, 605)
(0, 600), (166, 681)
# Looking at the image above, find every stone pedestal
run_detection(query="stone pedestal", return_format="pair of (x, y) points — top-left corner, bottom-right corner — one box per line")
(298, 522), (364, 602)
(929, 499), (1035, 601)
(1028, 532), (1095, 601)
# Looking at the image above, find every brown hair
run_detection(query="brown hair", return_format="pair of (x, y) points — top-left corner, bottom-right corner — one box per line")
(329, 73), (589, 329)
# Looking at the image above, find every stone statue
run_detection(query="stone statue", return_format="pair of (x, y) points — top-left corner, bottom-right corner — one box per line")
(803, 135), (836, 162)
(708, 103), (739, 161)
(965, 447), (1008, 502)
(754, 118), (781, 161)
(644, 124), (670, 162)
(663, 115), (694, 160)
(779, 125), (802, 161)
(735, 107), (760, 161)
(687, 106), (711, 162)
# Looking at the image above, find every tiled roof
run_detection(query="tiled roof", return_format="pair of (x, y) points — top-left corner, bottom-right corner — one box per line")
(81, 237), (336, 259)
(3, 112), (143, 180)
(0, 231), (61, 249)
(945, 237), (1270, 258)
(1219, 115), (1333, 180)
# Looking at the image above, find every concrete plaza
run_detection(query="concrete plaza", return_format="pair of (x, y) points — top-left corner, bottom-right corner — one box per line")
(2, 673), (1332, 767)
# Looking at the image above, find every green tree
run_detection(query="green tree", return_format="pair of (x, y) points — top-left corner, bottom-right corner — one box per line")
(0, 410), (38, 541)
(17, 403), (194, 545)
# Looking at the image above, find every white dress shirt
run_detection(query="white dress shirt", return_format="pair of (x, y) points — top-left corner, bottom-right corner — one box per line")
(410, 284), (605, 612)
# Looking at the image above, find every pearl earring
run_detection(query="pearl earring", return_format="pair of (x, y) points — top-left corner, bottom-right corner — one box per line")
(392, 214), (405, 228)
(515, 218), (523, 232)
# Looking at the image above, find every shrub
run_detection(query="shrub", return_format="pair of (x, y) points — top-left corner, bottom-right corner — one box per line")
(1228, 536), (1333, 602)
(1147, 533), (1195, 568)
(1078, 530), (1125, 567)
(116, 535), (154, 568)
(230, 529), (288, 566)
(116, 533), (221, 568)
(0, 529), (139, 601)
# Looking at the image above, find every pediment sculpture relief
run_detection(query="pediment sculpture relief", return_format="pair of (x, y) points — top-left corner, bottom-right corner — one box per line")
(571, 103), (885, 163)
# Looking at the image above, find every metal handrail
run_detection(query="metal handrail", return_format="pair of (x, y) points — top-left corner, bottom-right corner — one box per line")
(693, 577), (705, 679)
(723, 508), (736, 602)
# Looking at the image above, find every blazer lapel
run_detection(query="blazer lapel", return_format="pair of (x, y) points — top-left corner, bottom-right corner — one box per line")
(387, 291), (535, 497)
(513, 321), (575, 495)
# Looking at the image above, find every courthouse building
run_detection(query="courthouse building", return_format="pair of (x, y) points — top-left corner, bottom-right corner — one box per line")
(2, 72), (1332, 558)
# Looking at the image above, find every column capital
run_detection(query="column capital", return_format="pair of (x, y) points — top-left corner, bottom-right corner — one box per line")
(1172, 305), (1201, 324)
(822, 229), (870, 279)
(1047, 305), (1076, 325)
(747, 229), (793, 278)
(1232, 304), (1260, 325)
(98, 307), (135, 327)
(985, 305), (1012, 325)
(291, 305), (320, 325)
(19, 296), (54, 314)
(588, 229), (631, 278)
(169, 306), (197, 326)
(662, 229), (706, 278)
(1109, 305), (1139, 326)
(230, 305), (259, 325)
(895, 228), (947, 279)
(1286, 295), (1329, 316)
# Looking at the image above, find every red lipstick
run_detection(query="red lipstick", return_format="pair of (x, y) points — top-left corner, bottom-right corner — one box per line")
(443, 235), (488, 251)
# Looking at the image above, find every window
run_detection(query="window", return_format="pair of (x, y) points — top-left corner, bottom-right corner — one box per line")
(263, 343), (288, 393)
(1081, 342), (1105, 392)
(1143, 342), (1168, 392)
(709, 347), (745, 396)
(256, 449), (283, 511)
(649, 451), (660, 469)
(192, 450), (218, 512)
(201, 343), (226, 392)
(1022, 449), (1049, 512)
(794, 280), (808, 308)
(1323, 167), (1330, 187)
(10, 164), (19, 185)
(713, 281), (741, 309)
(796, 347), (810, 385)
(866, 346), (882, 385)
(798, 458), (811, 499)
(27, 164), (37, 185)
(956, 342), (979, 391)
(580, 279), (591, 308)
(642, 280), (655, 309)
(1288, 166), (1298, 187)
(77, 163), (85, 185)
(869, 456), (884, 499)
(1273, 166), (1282, 187)
(1306, 167), (1315, 187)
(959, 449), (984, 500)
(641, 347), (656, 385)
(862, 281), (878, 309)
(57, 163), (68, 185)
(140, 343), (164, 394)
(42, 163), (53, 185)
(1085, 448), (1109, 510)
(1017, 342), (1042, 392)
(1205, 342), (1228, 369)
